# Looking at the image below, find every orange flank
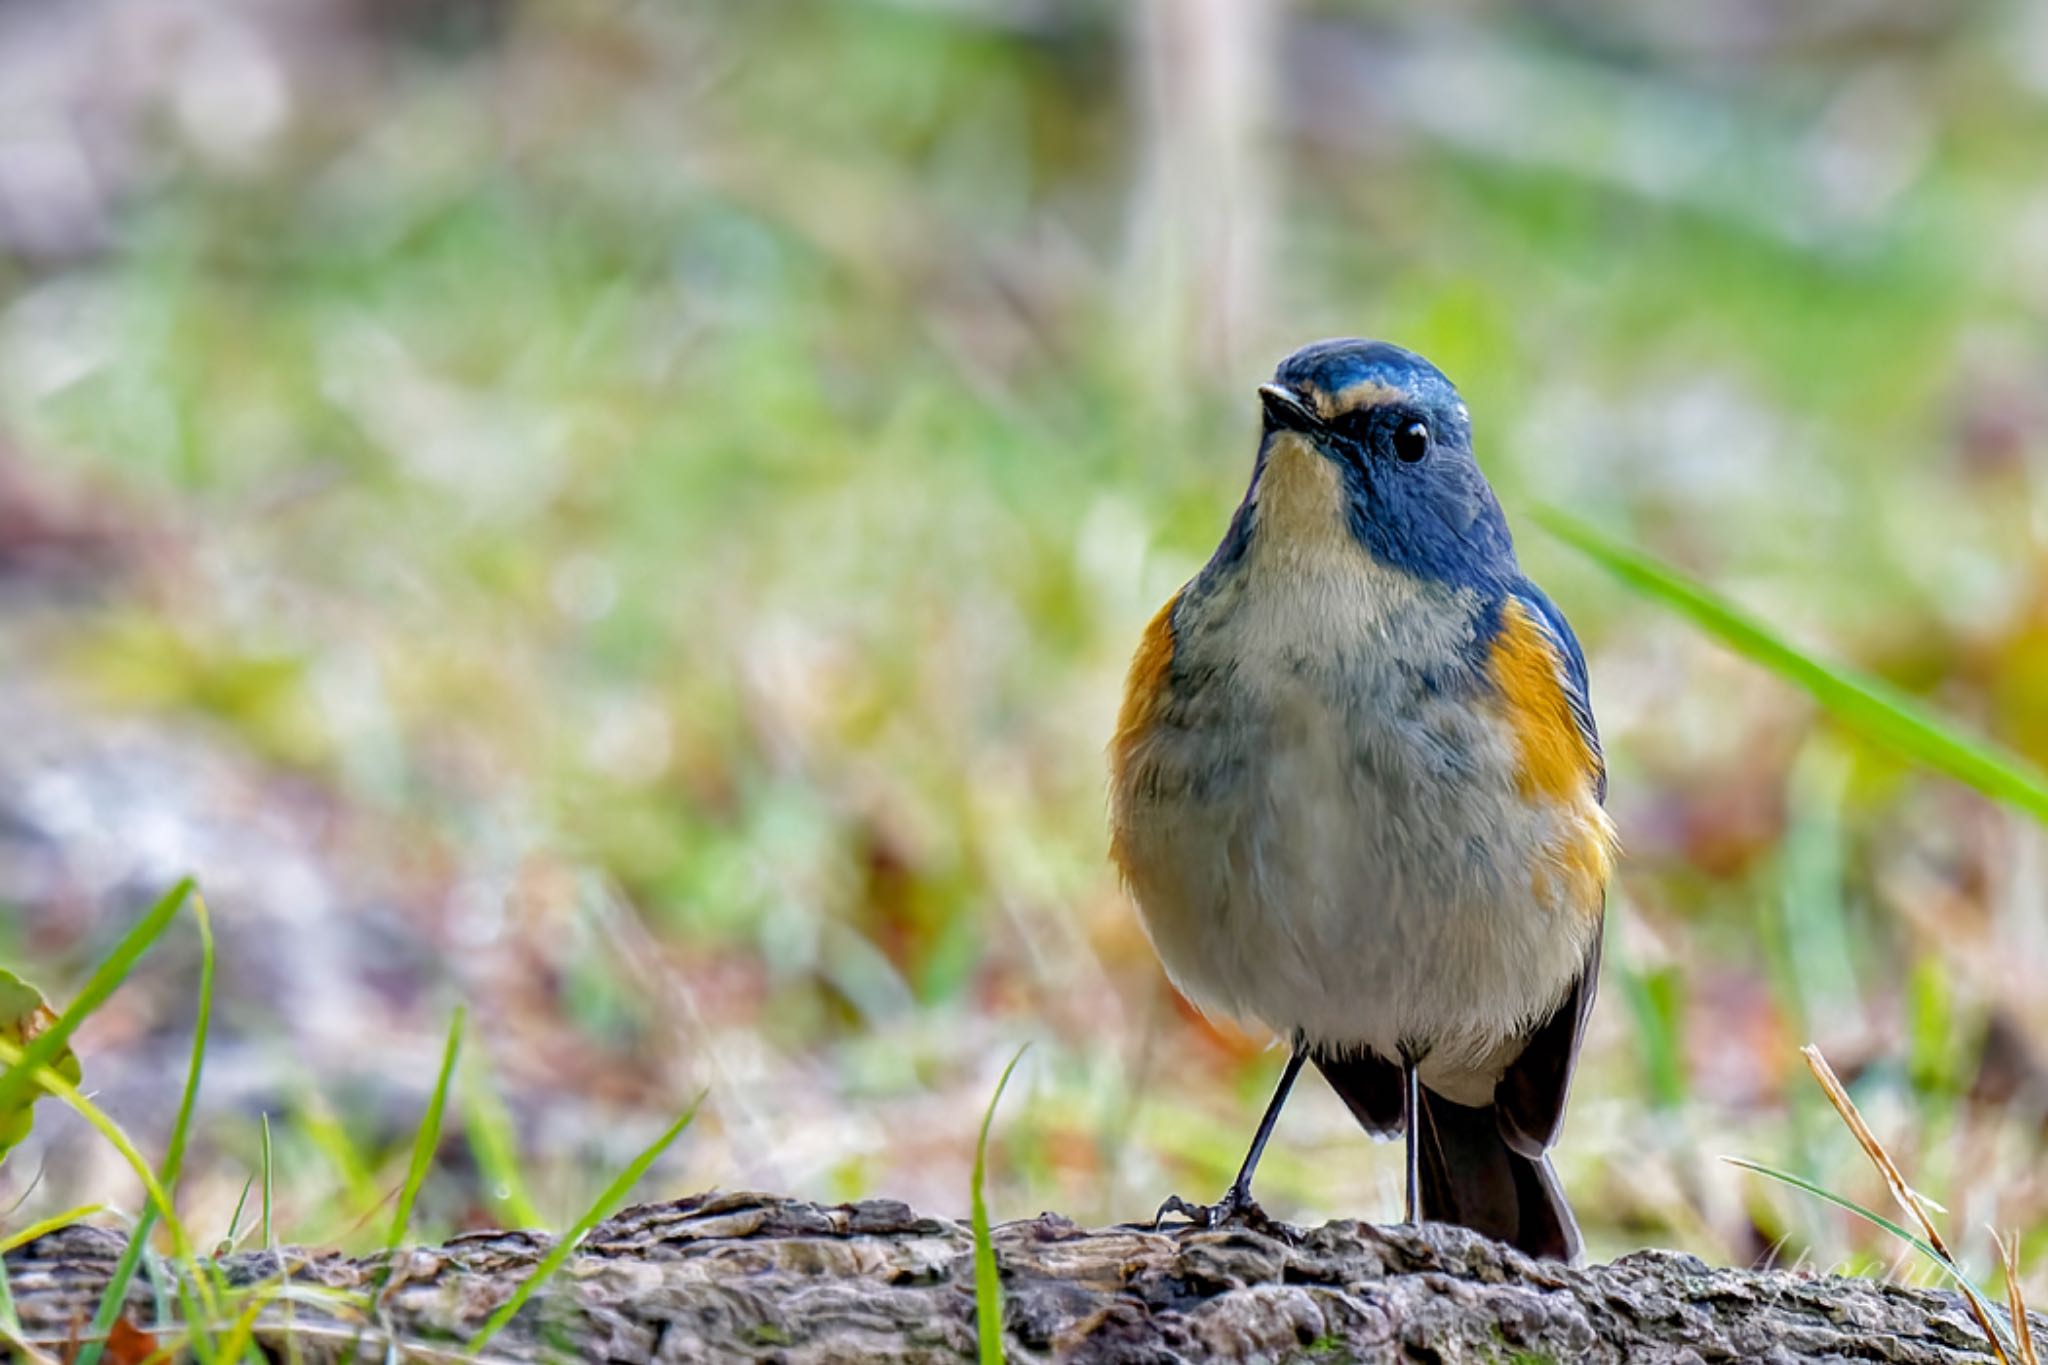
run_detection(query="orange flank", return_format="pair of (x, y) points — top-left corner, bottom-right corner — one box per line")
(1108, 593), (1178, 877)
(1169, 980), (1277, 1064)
(1490, 599), (1615, 914)
(1489, 600), (1598, 802)
(1112, 594), (1177, 763)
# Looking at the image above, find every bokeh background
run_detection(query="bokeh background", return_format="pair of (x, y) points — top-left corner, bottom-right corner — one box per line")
(4, 0), (2048, 1281)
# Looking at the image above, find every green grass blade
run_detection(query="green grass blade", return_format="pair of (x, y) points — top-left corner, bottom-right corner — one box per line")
(142, 1244), (173, 1341)
(463, 1093), (702, 1356)
(1723, 1155), (2015, 1354)
(158, 893), (214, 1188)
(174, 1269), (221, 1365)
(0, 1252), (18, 1340)
(81, 896), (216, 1354)
(0, 878), (209, 1326)
(0, 1062), (221, 1362)
(1724, 1156), (1944, 1263)
(260, 1114), (301, 1365)
(76, 892), (215, 1365)
(0, 1044), (189, 1256)
(260, 1114), (274, 1251)
(1532, 507), (2048, 823)
(0, 1204), (106, 1256)
(972, 1046), (1028, 1365)
(383, 1006), (465, 1267)
(221, 1173), (255, 1251)
(0, 879), (194, 1117)
(212, 1296), (269, 1365)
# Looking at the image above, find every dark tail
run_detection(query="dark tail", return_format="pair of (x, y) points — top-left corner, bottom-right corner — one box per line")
(1416, 1089), (1580, 1262)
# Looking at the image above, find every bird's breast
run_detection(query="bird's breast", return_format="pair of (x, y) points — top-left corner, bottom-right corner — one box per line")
(1109, 502), (1601, 1073)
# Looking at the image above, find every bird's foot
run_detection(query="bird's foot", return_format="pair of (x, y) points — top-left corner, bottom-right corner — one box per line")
(1151, 1184), (1269, 1231)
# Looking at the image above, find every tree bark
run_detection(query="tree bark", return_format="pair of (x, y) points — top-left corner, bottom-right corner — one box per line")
(2, 1190), (2024, 1363)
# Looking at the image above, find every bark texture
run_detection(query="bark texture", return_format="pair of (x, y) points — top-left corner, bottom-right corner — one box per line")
(1, 1190), (2027, 1363)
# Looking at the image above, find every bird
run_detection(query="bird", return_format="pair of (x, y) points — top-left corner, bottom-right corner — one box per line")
(1108, 338), (1615, 1261)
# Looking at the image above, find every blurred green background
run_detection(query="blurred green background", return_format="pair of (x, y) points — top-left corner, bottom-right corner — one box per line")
(3, 0), (2047, 1282)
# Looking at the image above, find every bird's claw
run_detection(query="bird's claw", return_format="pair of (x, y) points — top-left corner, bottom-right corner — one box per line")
(1151, 1187), (1268, 1231)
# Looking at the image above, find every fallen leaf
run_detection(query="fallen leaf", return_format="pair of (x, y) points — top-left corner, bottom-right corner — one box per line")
(99, 1315), (159, 1365)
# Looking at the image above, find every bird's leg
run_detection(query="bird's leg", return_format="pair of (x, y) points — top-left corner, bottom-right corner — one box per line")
(1401, 1052), (1421, 1225)
(1153, 1037), (1307, 1230)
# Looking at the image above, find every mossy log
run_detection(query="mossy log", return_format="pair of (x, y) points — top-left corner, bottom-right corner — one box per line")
(1, 1190), (2026, 1362)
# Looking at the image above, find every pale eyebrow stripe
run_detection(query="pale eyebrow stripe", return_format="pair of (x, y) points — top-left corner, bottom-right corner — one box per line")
(1325, 379), (1407, 417)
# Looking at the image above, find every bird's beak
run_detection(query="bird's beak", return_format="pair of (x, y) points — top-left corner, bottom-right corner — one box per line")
(1258, 383), (1317, 433)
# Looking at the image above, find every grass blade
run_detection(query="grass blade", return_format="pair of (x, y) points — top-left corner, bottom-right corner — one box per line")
(77, 892), (215, 1365)
(208, 1288), (272, 1365)
(972, 1046), (1028, 1365)
(1726, 1043), (2019, 1362)
(1797, 1046), (2011, 1362)
(0, 1252), (18, 1339)
(0, 1204), (106, 1256)
(0, 1043), (192, 1259)
(0, 879), (194, 1118)
(382, 1007), (465, 1270)
(260, 1115), (274, 1251)
(221, 1174), (255, 1252)
(1799, 1048), (1953, 1258)
(1723, 1157), (1957, 1277)
(157, 892), (214, 1187)
(1532, 507), (2048, 822)
(260, 1115), (300, 1365)
(1727, 1153), (2015, 1359)
(1995, 1230), (2039, 1365)
(462, 1094), (702, 1355)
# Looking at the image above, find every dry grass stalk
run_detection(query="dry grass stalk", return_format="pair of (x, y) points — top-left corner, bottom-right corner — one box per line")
(1801, 1044), (2013, 1364)
(1994, 1229), (2039, 1365)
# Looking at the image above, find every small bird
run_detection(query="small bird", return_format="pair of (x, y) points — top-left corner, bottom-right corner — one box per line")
(1109, 338), (1615, 1260)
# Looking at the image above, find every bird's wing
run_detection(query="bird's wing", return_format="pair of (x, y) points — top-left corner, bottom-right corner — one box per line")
(1497, 926), (1602, 1156)
(1496, 578), (1606, 1155)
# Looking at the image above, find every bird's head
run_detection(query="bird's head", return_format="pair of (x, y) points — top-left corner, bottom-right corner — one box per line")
(1247, 338), (1517, 591)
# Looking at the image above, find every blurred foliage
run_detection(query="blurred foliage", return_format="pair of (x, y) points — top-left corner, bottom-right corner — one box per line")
(0, 0), (2046, 1289)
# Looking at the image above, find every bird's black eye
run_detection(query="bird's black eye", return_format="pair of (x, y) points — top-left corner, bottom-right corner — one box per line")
(1393, 420), (1430, 463)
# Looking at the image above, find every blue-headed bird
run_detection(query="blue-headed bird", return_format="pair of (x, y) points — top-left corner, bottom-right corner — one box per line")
(1109, 339), (1615, 1260)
